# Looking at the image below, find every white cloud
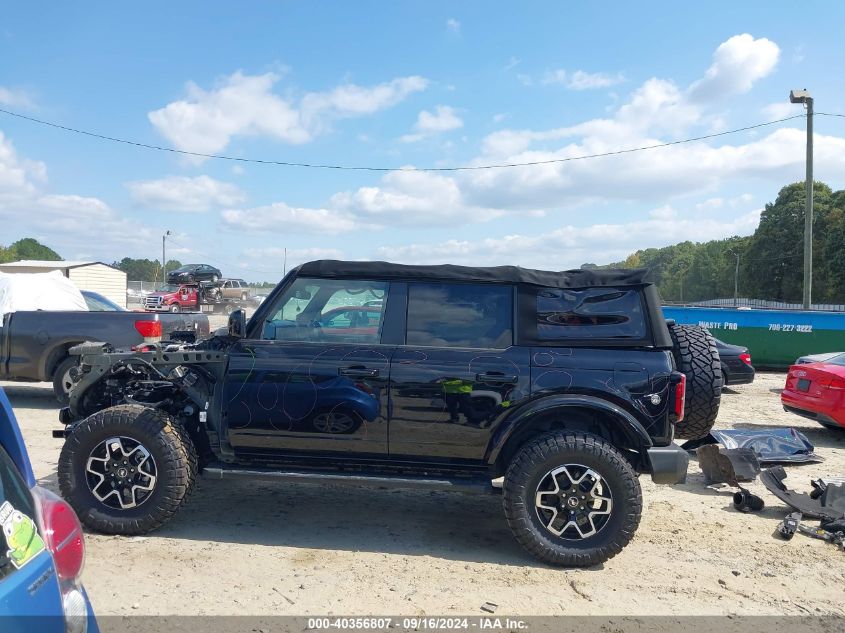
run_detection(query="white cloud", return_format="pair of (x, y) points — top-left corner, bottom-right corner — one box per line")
(127, 175), (245, 212)
(400, 105), (463, 142)
(376, 206), (763, 269)
(221, 202), (356, 234)
(567, 70), (625, 90)
(541, 69), (624, 90)
(330, 169), (503, 227)
(0, 131), (158, 256)
(149, 71), (428, 157)
(446, 18), (460, 33)
(246, 246), (345, 264)
(688, 34), (780, 102)
(541, 69), (568, 85)
(0, 87), (34, 109)
(762, 101), (796, 122)
(503, 57), (521, 72)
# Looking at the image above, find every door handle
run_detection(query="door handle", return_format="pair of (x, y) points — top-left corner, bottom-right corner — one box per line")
(475, 372), (518, 384)
(339, 366), (380, 378)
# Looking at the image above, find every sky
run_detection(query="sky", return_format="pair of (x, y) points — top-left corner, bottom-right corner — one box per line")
(2, 2), (845, 282)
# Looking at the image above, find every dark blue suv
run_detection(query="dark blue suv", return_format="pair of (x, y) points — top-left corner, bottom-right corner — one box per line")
(0, 387), (98, 633)
(56, 261), (721, 567)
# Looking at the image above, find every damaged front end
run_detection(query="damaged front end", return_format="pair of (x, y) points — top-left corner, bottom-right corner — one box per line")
(56, 340), (231, 446)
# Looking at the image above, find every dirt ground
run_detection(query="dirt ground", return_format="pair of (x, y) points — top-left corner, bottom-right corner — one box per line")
(3, 372), (844, 617)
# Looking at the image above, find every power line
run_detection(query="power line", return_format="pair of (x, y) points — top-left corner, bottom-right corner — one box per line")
(817, 112), (845, 118)
(0, 106), (807, 172)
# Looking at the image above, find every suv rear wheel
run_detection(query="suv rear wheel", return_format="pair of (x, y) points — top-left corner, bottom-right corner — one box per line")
(668, 324), (722, 440)
(503, 432), (642, 567)
(58, 405), (197, 534)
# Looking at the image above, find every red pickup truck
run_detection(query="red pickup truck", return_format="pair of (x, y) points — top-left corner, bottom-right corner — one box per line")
(143, 285), (199, 313)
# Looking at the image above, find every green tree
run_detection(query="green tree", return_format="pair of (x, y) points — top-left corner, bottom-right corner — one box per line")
(0, 238), (62, 263)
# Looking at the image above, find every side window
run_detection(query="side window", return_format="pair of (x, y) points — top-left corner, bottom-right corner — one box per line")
(406, 283), (513, 349)
(261, 278), (388, 343)
(536, 287), (646, 340)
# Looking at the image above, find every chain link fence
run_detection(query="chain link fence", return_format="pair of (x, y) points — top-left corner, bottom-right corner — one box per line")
(663, 297), (845, 311)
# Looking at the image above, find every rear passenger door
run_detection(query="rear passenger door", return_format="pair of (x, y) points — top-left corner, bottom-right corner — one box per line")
(388, 282), (530, 462)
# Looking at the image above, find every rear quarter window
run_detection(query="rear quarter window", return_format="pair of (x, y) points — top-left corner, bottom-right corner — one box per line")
(0, 446), (39, 582)
(537, 287), (646, 340)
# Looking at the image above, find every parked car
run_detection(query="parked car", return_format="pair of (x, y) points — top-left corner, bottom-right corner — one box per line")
(56, 260), (724, 567)
(80, 291), (125, 312)
(0, 387), (99, 632)
(143, 285), (199, 313)
(166, 264), (221, 285)
(782, 356), (845, 429)
(219, 279), (250, 301)
(0, 275), (210, 403)
(796, 351), (844, 365)
(714, 338), (755, 387)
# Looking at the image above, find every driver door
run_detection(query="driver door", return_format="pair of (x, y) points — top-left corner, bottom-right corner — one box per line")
(222, 277), (392, 458)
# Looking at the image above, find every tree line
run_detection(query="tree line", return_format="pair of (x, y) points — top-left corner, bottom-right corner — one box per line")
(589, 181), (845, 304)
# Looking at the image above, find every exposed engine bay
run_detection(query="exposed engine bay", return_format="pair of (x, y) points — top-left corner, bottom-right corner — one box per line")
(62, 338), (232, 426)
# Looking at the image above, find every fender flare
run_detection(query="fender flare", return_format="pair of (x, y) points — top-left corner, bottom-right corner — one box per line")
(486, 394), (654, 464)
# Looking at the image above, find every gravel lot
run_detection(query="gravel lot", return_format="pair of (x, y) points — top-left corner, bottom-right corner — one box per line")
(3, 372), (844, 617)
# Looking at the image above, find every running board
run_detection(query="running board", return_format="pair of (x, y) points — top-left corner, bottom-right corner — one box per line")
(202, 463), (497, 494)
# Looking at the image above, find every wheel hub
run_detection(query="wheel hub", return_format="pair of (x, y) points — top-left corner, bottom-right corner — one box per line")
(85, 436), (157, 510)
(534, 464), (613, 540)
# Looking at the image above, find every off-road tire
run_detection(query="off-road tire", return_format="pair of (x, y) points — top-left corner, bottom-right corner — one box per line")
(668, 324), (722, 440)
(52, 356), (78, 405)
(503, 432), (642, 567)
(58, 405), (198, 535)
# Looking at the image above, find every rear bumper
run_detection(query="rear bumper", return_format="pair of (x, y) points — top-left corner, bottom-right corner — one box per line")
(782, 403), (844, 428)
(647, 444), (689, 484)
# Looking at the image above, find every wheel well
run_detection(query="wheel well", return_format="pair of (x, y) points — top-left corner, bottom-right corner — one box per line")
(45, 343), (80, 380)
(494, 406), (646, 476)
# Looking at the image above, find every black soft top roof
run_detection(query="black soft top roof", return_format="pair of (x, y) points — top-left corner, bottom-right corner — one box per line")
(297, 260), (648, 289)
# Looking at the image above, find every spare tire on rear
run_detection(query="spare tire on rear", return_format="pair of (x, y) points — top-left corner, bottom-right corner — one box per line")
(668, 324), (722, 440)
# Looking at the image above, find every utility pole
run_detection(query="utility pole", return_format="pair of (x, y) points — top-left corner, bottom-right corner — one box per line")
(283, 248), (287, 276)
(161, 230), (171, 283)
(729, 250), (740, 307)
(790, 89), (814, 309)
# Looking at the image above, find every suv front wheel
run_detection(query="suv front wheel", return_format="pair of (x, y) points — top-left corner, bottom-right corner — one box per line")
(58, 405), (197, 534)
(503, 432), (642, 567)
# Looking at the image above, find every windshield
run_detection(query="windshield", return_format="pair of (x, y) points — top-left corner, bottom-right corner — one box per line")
(83, 291), (126, 311)
(157, 285), (182, 293)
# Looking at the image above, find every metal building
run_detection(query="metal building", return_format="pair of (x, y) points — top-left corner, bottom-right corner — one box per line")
(0, 260), (127, 308)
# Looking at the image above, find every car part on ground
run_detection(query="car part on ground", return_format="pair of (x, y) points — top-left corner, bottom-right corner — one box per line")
(777, 512), (802, 540)
(53, 259), (712, 566)
(698, 428), (823, 464)
(776, 511), (845, 551)
(733, 487), (765, 513)
(761, 467), (845, 522)
(668, 324), (722, 440)
(696, 444), (760, 485)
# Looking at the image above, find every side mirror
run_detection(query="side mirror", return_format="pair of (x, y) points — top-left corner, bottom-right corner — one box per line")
(228, 309), (247, 338)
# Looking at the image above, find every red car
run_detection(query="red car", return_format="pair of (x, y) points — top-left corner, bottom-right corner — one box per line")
(781, 355), (845, 429)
